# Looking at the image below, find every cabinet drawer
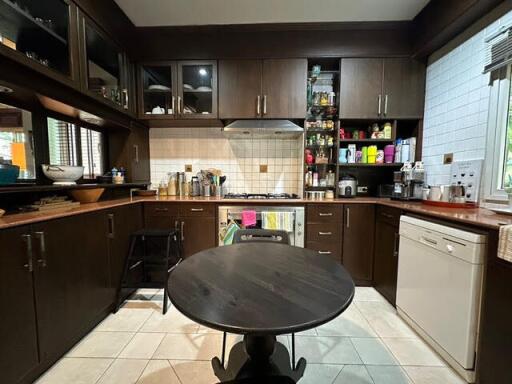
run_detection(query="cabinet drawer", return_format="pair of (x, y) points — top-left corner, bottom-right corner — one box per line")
(179, 204), (215, 217)
(377, 206), (401, 226)
(307, 223), (341, 243)
(306, 241), (341, 263)
(307, 204), (342, 223)
(145, 203), (179, 216)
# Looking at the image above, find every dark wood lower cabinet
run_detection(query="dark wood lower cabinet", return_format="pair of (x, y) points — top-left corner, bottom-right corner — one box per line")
(373, 206), (401, 306)
(342, 204), (375, 285)
(32, 213), (110, 363)
(0, 226), (40, 384)
(180, 216), (216, 258)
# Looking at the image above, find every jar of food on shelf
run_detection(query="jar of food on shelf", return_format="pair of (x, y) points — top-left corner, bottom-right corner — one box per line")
(383, 122), (392, 139)
(320, 92), (329, 106)
(327, 170), (335, 187)
(327, 136), (334, 147)
(328, 92), (335, 106)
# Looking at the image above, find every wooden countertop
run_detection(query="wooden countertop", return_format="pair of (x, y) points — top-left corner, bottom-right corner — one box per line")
(1, 196), (511, 231)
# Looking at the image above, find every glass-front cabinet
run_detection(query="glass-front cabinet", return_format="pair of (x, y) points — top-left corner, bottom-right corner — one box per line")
(139, 62), (177, 118)
(138, 60), (217, 119)
(177, 61), (217, 118)
(79, 13), (132, 113)
(0, 0), (79, 84)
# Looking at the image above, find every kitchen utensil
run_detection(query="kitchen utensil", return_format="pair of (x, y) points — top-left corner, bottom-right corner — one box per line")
(68, 188), (105, 203)
(429, 186), (443, 201)
(41, 164), (84, 185)
(338, 174), (357, 197)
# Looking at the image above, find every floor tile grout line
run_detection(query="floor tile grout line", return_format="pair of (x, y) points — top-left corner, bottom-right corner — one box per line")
(92, 357), (117, 384)
(133, 359), (151, 384)
(168, 360), (184, 384)
(149, 332), (168, 360)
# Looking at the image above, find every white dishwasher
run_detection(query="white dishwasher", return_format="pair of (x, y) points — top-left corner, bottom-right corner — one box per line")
(397, 216), (486, 383)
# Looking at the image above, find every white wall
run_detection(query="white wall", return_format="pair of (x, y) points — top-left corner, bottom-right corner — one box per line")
(422, 9), (512, 186)
(149, 128), (303, 195)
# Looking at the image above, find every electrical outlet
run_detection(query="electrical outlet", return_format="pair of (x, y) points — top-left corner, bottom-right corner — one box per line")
(443, 153), (453, 165)
(259, 164), (268, 173)
(185, 164), (192, 172)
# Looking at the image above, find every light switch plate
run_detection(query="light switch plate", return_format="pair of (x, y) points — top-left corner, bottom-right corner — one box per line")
(260, 164), (268, 173)
(185, 164), (192, 172)
(443, 153), (454, 164)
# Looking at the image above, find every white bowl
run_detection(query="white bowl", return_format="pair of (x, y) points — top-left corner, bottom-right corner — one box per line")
(41, 165), (84, 185)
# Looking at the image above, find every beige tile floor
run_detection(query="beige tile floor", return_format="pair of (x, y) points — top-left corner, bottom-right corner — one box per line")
(35, 287), (465, 384)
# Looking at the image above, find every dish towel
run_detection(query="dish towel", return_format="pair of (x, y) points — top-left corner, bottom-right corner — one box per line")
(241, 210), (257, 227)
(222, 221), (240, 245)
(498, 224), (512, 263)
(262, 212), (294, 233)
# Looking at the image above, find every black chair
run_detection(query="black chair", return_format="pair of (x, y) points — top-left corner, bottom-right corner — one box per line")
(219, 229), (298, 370)
(217, 376), (295, 384)
(114, 228), (182, 315)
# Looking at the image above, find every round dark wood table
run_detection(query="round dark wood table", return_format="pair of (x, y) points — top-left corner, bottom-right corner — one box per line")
(168, 243), (355, 382)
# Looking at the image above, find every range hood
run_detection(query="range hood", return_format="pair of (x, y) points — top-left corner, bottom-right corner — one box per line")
(222, 120), (303, 138)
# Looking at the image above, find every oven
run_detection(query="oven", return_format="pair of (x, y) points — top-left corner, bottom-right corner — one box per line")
(218, 206), (305, 247)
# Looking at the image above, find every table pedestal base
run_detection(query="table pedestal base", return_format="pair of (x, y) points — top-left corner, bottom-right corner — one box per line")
(212, 335), (306, 383)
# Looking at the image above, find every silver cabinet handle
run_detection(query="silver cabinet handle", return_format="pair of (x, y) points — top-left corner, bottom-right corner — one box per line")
(123, 88), (129, 109)
(318, 232), (332, 236)
(181, 221), (185, 242)
(34, 231), (47, 267)
(190, 208), (204, 212)
(378, 94), (382, 116)
(134, 145), (139, 164)
(22, 234), (33, 272)
(257, 95), (261, 116)
(172, 96), (176, 114)
(319, 212), (333, 217)
(318, 251), (332, 255)
(174, 220), (179, 231)
(177, 96), (182, 114)
(263, 95), (267, 115)
(346, 207), (350, 228)
(384, 94), (388, 115)
(107, 214), (115, 239)
(381, 212), (394, 219)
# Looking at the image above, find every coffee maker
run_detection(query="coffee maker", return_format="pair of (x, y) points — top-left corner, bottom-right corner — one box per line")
(392, 162), (425, 200)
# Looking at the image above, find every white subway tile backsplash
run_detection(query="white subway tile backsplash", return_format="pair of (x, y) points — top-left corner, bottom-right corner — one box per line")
(149, 128), (304, 195)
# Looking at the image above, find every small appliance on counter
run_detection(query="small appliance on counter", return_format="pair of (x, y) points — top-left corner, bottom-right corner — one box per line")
(338, 174), (357, 197)
(392, 161), (425, 200)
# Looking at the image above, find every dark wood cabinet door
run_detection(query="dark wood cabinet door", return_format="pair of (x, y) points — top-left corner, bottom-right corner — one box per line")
(0, 226), (40, 384)
(129, 123), (151, 183)
(219, 59), (262, 118)
(382, 58), (426, 119)
(33, 213), (109, 362)
(262, 59), (307, 118)
(373, 218), (399, 306)
(340, 58), (384, 119)
(342, 204), (375, 284)
(180, 216), (216, 258)
(107, 204), (144, 302)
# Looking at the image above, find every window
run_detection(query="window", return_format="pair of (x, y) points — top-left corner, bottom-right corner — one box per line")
(47, 117), (104, 179)
(0, 103), (36, 179)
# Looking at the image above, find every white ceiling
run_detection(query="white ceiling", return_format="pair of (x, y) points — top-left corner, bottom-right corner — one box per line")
(115, 0), (430, 27)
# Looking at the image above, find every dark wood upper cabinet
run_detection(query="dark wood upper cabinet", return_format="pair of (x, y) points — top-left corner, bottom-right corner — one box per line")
(78, 10), (132, 114)
(342, 204), (375, 284)
(340, 58), (384, 119)
(382, 58), (426, 119)
(138, 61), (178, 119)
(0, 225), (40, 384)
(177, 60), (218, 119)
(262, 59), (307, 118)
(219, 59), (262, 119)
(218, 58), (307, 119)
(340, 58), (425, 119)
(373, 206), (401, 305)
(0, 0), (80, 88)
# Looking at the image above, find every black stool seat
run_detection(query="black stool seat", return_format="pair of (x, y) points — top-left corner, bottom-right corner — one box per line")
(114, 227), (182, 314)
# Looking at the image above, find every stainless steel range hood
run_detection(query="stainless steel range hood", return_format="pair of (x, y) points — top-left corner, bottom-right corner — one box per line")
(222, 120), (303, 138)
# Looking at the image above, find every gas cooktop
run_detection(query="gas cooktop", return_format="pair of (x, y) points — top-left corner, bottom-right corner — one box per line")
(223, 193), (300, 200)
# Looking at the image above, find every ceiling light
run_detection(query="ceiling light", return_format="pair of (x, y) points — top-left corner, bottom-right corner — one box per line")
(198, 68), (208, 76)
(0, 85), (13, 93)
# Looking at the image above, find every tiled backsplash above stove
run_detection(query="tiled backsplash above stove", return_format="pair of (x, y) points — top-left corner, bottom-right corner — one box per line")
(149, 128), (304, 195)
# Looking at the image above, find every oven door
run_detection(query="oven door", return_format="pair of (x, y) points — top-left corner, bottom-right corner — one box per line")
(218, 206), (304, 247)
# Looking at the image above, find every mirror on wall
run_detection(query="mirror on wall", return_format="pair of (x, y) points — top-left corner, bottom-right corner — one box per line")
(0, 103), (35, 180)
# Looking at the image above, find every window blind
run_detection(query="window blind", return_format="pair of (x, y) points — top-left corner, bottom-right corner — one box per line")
(47, 117), (78, 166)
(81, 128), (103, 178)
